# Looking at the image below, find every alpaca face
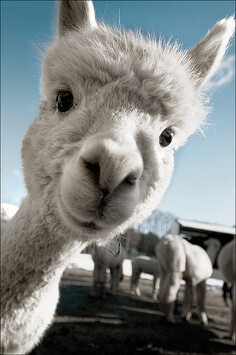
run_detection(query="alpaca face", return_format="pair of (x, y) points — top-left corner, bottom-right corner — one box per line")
(21, 1), (234, 242)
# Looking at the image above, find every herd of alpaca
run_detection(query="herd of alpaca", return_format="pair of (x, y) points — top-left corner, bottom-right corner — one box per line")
(92, 235), (234, 338)
(1, 0), (235, 353)
(129, 236), (221, 302)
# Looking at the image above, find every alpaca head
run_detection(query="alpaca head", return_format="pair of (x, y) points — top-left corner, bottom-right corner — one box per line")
(21, 1), (234, 242)
(204, 238), (221, 250)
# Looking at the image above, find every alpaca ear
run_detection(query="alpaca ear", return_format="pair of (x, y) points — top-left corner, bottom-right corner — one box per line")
(58, 0), (97, 35)
(188, 17), (235, 87)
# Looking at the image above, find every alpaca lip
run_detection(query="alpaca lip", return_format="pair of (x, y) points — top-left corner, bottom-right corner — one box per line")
(79, 221), (102, 231)
(58, 194), (103, 231)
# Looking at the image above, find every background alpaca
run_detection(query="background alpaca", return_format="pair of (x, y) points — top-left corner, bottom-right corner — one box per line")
(222, 282), (232, 307)
(91, 242), (125, 297)
(124, 229), (160, 257)
(217, 239), (235, 340)
(1, 0), (234, 353)
(154, 236), (221, 310)
(203, 238), (221, 265)
(130, 255), (160, 299)
(156, 234), (213, 324)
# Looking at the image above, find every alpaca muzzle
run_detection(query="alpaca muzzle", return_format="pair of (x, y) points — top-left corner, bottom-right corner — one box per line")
(80, 136), (143, 192)
(58, 135), (143, 232)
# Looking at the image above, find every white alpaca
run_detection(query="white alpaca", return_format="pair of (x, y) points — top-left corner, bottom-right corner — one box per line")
(156, 234), (213, 324)
(130, 256), (160, 299)
(130, 255), (160, 299)
(91, 242), (125, 297)
(217, 239), (235, 341)
(154, 236), (221, 309)
(203, 237), (221, 265)
(1, 0), (234, 352)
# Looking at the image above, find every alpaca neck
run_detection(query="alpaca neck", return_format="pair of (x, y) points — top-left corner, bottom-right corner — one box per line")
(206, 246), (219, 265)
(2, 197), (86, 305)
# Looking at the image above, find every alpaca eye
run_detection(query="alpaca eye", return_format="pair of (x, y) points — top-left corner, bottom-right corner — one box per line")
(159, 127), (174, 147)
(56, 91), (74, 112)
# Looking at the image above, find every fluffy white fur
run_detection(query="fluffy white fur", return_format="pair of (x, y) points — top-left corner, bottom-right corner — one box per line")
(91, 241), (125, 297)
(156, 234), (213, 324)
(1, 0), (234, 353)
(217, 239), (235, 340)
(130, 255), (160, 299)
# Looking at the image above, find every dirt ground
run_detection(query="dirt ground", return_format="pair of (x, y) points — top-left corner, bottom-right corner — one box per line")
(30, 267), (235, 355)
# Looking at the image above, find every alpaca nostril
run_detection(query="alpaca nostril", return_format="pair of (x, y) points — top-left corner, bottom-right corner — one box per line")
(83, 160), (100, 183)
(122, 175), (138, 186)
(100, 188), (109, 199)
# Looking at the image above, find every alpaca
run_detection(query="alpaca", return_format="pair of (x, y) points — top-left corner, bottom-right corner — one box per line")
(130, 255), (160, 299)
(217, 239), (235, 340)
(119, 229), (160, 257)
(156, 234), (213, 324)
(91, 241), (125, 297)
(154, 236), (221, 308)
(1, 0), (234, 352)
(203, 237), (221, 265)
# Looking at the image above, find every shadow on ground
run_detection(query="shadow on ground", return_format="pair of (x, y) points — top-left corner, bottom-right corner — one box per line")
(30, 268), (235, 354)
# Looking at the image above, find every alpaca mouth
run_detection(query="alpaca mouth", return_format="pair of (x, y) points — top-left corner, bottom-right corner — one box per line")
(79, 221), (102, 231)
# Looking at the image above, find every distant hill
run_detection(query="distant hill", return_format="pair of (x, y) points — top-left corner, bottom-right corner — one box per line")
(1, 203), (19, 221)
(1, 203), (19, 233)
(134, 208), (177, 238)
(123, 209), (177, 256)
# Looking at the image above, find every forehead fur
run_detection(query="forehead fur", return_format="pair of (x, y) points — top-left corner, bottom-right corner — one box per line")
(41, 25), (206, 138)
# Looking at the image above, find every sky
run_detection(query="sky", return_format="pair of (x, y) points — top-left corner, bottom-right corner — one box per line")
(1, 1), (235, 227)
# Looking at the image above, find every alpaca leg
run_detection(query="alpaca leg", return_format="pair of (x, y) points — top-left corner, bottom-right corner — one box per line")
(91, 263), (107, 297)
(110, 267), (115, 294)
(1, 341), (21, 355)
(159, 271), (181, 323)
(167, 273), (182, 322)
(91, 263), (101, 296)
(110, 266), (120, 295)
(223, 282), (232, 306)
(230, 283), (235, 341)
(176, 288), (182, 304)
(181, 281), (194, 321)
(152, 276), (160, 300)
(131, 270), (141, 296)
(119, 264), (123, 282)
(161, 297), (175, 323)
(98, 264), (107, 297)
(158, 266), (165, 302)
(196, 280), (208, 325)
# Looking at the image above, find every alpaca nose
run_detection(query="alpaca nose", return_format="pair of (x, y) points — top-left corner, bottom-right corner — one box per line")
(81, 138), (143, 194)
(82, 161), (101, 185)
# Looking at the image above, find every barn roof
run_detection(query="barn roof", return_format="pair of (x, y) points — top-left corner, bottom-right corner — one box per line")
(177, 218), (235, 236)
